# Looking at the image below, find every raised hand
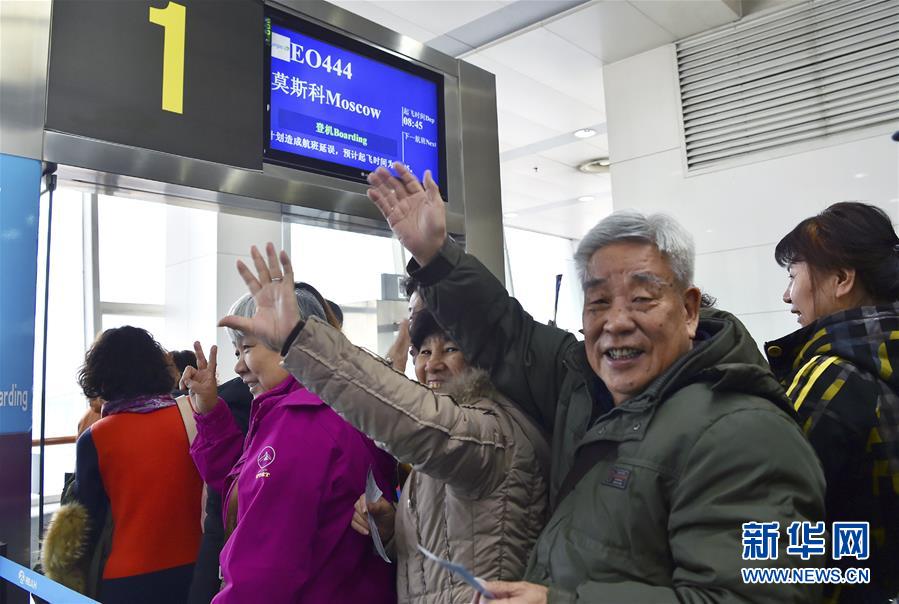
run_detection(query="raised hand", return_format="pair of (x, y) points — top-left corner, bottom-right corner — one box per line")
(386, 318), (411, 372)
(367, 163), (447, 266)
(180, 341), (219, 414)
(218, 243), (302, 353)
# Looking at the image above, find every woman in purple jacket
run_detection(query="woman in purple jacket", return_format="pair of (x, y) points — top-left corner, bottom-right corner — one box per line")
(182, 283), (396, 603)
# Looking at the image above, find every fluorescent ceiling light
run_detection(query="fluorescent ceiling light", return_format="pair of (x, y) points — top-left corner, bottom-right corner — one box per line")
(573, 128), (597, 139)
(577, 195), (595, 202)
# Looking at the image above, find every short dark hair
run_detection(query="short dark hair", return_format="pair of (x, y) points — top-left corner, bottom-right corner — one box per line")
(409, 309), (445, 350)
(325, 299), (343, 327)
(402, 276), (419, 298)
(171, 350), (198, 374)
(78, 326), (175, 401)
(775, 202), (899, 302)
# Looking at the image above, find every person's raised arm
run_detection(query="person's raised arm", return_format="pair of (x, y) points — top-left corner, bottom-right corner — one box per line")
(283, 316), (513, 499)
(180, 341), (220, 415)
(384, 318), (411, 372)
(366, 163), (447, 267)
(222, 245), (523, 499)
(218, 243), (303, 354)
(366, 164), (575, 430)
(182, 341), (243, 494)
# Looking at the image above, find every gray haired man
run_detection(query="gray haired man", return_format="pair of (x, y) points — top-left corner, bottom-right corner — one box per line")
(365, 164), (825, 603)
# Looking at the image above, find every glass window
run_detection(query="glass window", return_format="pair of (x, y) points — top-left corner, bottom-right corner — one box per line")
(98, 195), (166, 304)
(33, 443), (76, 504)
(101, 313), (167, 336)
(504, 227), (582, 336)
(32, 188), (90, 441)
(289, 222), (411, 375)
(31, 188), (89, 540)
(289, 223), (401, 304)
(33, 190), (206, 509)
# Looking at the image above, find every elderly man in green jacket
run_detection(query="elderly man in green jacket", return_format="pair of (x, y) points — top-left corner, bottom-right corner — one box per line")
(362, 164), (826, 603)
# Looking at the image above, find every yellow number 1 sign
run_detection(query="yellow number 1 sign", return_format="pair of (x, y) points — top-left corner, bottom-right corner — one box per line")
(149, 2), (186, 114)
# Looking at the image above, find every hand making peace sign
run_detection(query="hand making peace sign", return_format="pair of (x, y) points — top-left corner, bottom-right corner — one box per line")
(179, 340), (219, 414)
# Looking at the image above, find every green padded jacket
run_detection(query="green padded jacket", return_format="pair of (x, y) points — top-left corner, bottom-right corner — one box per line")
(410, 238), (826, 603)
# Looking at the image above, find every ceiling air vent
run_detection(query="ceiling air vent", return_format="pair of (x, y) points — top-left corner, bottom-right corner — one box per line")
(676, 0), (899, 171)
(577, 158), (611, 174)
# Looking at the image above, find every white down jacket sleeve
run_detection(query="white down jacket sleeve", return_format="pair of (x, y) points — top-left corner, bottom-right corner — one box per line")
(281, 316), (511, 499)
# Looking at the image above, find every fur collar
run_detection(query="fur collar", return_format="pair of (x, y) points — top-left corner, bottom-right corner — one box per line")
(442, 368), (499, 405)
(42, 502), (89, 593)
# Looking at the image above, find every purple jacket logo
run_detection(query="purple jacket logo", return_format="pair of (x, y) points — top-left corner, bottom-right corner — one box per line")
(256, 446), (276, 479)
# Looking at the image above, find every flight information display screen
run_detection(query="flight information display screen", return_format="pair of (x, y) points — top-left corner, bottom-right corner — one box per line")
(264, 8), (445, 195)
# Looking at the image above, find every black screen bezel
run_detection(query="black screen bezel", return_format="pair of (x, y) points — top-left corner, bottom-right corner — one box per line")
(264, 7), (448, 200)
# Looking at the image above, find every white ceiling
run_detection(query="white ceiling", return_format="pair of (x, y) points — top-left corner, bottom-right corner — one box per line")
(331, 0), (743, 240)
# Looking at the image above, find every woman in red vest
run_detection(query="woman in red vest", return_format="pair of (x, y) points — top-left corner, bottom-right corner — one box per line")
(74, 326), (203, 603)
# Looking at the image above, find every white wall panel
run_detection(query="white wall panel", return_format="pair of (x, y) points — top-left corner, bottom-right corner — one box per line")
(188, 208), (218, 264)
(327, 0), (442, 41)
(630, 1), (740, 39)
(609, 148), (818, 253)
(216, 253), (258, 380)
(375, 0), (506, 35)
(507, 196), (614, 240)
(603, 45), (682, 163)
(164, 205), (217, 355)
(495, 109), (564, 152)
(464, 53), (604, 133)
(735, 310), (801, 353)
(165, 205), (191, 266)
(604, 42), (899, 350)
(164, 260), (189, 347)
(610, 137), (899, 253)
(694, 244), (791, 316)
(544, 1), (673, 64)
(216, 212), (282, 256)
(480, 26), (606, 111)
(186, 254), (218, 351)
(215, 212), (282, 379)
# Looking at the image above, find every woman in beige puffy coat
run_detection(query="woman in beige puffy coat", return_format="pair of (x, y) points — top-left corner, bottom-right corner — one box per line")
(220, 244), (550, 604)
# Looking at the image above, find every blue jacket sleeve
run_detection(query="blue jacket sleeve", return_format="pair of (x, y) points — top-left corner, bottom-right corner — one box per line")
(73, 428), (109, 553)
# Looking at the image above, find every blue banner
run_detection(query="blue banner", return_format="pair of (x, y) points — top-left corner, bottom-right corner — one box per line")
(0, 556), (98, 604)
(0, 154), (40, 435)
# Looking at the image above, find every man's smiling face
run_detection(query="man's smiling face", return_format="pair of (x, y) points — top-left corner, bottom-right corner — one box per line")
(582, 241), (700, 405)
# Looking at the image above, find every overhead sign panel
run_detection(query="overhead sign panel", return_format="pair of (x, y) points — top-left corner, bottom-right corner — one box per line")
(264, 7), (446, 197)
(46, 0), (263, 170)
